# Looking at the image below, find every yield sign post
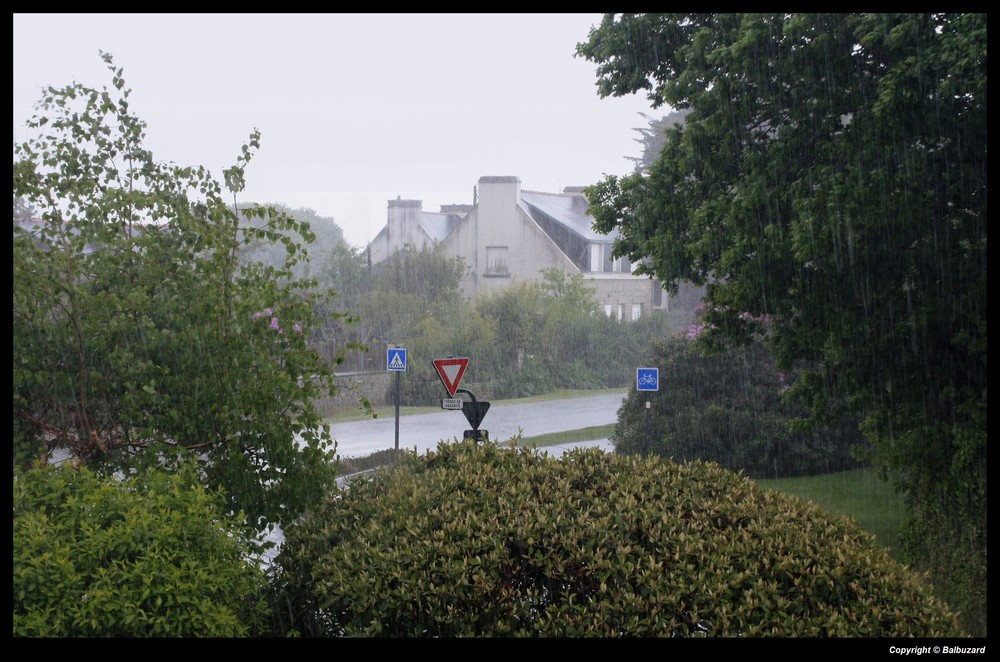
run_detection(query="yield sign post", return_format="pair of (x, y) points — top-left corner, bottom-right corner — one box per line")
(455, 388), (490, 430)
(432, 357), (470, 397)
(462, 401), (491, 430)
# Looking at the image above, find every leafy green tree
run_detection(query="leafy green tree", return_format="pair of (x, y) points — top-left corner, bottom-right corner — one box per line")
(624, 109), (692, 174)
(474, 281), (553, 397)
(13, 195), (36, 226)
(576, 13), (987, 635)
(315, 243), (373, 312)
(308, 242), (370, 370)
(271, 441), (964, 637)
(537, 267), (600, 314)
(236, 202), (346, 280)
(365, 245), (466, 354)
(13, 463), (270, 637)
(371, 242), (468, 303)
(12, 52), (340, 530)
(469, 271), (688, 398)
(538, 268), (628, 388)
(310, 241), (692, 404)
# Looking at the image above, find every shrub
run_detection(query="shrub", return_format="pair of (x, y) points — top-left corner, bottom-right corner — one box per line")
(13, 463), (270, 637)
(613, 336), (868, 478)
(270, 440), (964, 637)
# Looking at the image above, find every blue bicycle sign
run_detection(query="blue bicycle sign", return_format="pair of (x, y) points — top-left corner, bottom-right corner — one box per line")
(637, 368), (659, 392)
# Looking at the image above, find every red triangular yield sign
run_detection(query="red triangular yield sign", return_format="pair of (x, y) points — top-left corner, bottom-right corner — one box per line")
(432, 357), (469, 397)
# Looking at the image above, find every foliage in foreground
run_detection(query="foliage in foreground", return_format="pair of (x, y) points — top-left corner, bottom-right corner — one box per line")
(270, 441), (964, 637)
(13, 463), (270, 637)
(12, 52), (341, 529)
(578, 13), (986, 636)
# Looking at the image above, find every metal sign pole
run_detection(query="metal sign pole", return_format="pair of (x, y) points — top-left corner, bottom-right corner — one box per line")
(394, 370), (400, 451)
(387, 345), (407, 452)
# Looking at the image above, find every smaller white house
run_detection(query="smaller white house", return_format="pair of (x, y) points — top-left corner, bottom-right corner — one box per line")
(366, 176), (672, 319)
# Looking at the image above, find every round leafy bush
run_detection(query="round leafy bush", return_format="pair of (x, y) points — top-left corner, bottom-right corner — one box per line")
(13, 463), (271, 637)
(614, 336), (868, 478)
(271, 440), (963, 637)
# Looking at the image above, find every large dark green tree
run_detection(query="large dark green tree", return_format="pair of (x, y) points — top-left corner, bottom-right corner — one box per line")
(625, 109), (691, 175)
(12, 52), (341, 530)
(577, 13), (986, 634)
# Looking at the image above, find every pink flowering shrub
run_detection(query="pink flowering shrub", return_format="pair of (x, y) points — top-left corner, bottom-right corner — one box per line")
(253, 307), (304, 335)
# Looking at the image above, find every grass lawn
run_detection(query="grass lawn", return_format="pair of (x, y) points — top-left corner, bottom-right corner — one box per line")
(517, 424), (616, 448)
(756, 467), (907, 559)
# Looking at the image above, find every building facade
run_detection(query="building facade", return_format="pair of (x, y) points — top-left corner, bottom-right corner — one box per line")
(366, 175), (670, 319)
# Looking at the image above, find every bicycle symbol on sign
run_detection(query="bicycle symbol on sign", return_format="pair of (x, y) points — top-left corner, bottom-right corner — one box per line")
(637, 368), (659, 391)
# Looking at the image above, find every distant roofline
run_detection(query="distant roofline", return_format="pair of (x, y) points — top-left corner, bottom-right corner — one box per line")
(478, 176), (520, 184)
(521, 188), (585, 198)
(439, 204), (473, 214)
(388, 198), (422, 208)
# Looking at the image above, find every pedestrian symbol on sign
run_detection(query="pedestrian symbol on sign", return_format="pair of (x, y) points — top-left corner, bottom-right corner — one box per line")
(387, 348), (407, 371)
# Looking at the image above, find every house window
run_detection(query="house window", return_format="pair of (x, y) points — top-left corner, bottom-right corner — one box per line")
(485, 246), (509, 276)
(612, 256), (624, 273)
(590, 244), (602, 272)
(630, 304), (642, 320)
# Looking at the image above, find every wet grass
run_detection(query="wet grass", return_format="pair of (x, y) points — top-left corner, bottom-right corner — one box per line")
(516, 424), (616, 448)
(756, 467), (906, 559)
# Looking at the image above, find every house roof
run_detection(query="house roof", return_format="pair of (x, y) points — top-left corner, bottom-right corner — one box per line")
(371, 183), (617, 264)
(418, 211), (464, 243)
(520, 189), (616, 243)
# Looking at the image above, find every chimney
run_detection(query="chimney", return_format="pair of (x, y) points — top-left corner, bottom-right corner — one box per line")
(387, 197), (422, 253)
(476, 176), (521, 210)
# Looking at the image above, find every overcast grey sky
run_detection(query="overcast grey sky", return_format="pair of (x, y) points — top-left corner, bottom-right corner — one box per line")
(13, 13), (658, 248)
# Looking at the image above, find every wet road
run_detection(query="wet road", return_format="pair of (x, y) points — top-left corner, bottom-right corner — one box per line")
(263, 392), (627, 558)
(326, 390), (628, 458)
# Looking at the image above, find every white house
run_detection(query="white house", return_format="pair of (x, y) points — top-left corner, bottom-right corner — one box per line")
(366, 175), (671, 319)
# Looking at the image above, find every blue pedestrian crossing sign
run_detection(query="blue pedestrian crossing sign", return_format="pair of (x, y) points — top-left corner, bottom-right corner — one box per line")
(637, 367), (659, 391)
(387, 347), (407, 372)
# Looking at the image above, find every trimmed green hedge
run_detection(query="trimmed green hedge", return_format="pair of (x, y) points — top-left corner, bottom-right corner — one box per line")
(271, 440), (964, 637)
